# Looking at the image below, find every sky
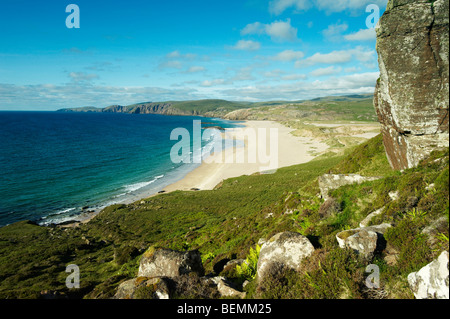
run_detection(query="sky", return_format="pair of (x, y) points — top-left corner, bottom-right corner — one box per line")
(0, 0), (388, 110)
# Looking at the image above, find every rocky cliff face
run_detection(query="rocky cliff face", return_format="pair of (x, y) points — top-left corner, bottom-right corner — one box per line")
(374, 0), (449, 170)
(102, 102), (190, 115)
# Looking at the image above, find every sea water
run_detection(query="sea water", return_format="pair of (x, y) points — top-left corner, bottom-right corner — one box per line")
(0, 111), (242, 226)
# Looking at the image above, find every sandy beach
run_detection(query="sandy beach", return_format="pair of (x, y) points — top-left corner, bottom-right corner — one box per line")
(59, 119), (380, 228)
(163, 120), (329, 192)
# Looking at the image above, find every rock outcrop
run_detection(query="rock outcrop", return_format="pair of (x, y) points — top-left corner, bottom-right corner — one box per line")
(102, 103), (189, 116)
(407, 250), (449, 299)
(318, 174), (382, 200)
(374, 0), (449, 170)
(256, 232), (314, 282)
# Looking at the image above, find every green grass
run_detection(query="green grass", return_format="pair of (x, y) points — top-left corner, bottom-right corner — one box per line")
(0, 132), (447, 299)
(0, 153), (342, 298)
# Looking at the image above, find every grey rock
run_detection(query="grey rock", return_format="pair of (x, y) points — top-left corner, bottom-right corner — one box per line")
(256, 232), (314, 282)
(209, 276), (246, 299)
(113, 277), (171, 299)
(345, 230), (378, 258)
(374, 0), (449, 170)
(359, 207), (385, 228)
(138, 248), (204, 278)
(318, 174), (382, 200)
(421, 216), (450, 246)
(408, 251), (449, 299)
(336, 223), (392, 257)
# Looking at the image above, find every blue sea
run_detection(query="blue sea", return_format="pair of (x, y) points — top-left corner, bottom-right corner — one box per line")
(0, 112), (242, 227)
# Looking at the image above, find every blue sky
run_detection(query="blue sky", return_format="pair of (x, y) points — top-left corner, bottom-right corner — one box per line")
(0, 0), (387, 110)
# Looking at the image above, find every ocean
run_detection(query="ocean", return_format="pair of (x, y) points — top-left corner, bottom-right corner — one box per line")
(0, 111), (242, 227)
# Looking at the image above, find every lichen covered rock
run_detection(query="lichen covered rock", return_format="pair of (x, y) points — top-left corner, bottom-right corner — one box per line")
(256, 232), (314, 282)
(374, 0), (449, 170)
(138, 248), (204, 278)
(336, 223), (391, 258)
(407, 251), (449, 299)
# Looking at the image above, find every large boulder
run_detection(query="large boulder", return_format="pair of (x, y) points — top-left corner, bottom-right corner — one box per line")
(256, 232), (314, 282)
(138, 248), (204, 278)
(374, 0), (449, 170)
(407, 251), (449, 299)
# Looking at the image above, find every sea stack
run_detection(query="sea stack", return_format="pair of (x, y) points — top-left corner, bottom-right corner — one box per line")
(374, 0), (449, 170)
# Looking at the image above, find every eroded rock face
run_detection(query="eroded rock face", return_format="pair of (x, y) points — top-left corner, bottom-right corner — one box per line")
(256, 232), (314, 282)
(374, 0), (449, 170)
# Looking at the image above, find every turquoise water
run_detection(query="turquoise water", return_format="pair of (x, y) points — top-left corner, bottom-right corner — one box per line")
(0, 112), (242, 226)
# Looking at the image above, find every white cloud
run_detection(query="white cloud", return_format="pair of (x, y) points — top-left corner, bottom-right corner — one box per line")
(158, 51), (198, 70)
(241, 22), (265, 36)
(269, 0), (311, 15)
(166, 51), (197, 60)
(231, 67), (255, 81)
(0, 83), (202, 110)
(344, 66), (360, 73)
(269, 0), (388, 15)
(314, 0), (387, 14)
(296, 47), (375, 67)
(200, 79), (226, 87)
(185, 66), (206, 73)
(297, 50), (352, 67)
(344, 28), (376, 41)
(272, 49), (305, 62)
(322, 22), (348, 42)
(158, 60), (183, 69)
(232, 40), (261, 51)
(266, 19), (299, 42)
(219, 71), (379, 101)
(68, 72), (99, 83)
(241, 19), (299, 42)
(282, 73), (308, 81)
(263, 69), (286, 78)
(309, 66), (342, 77)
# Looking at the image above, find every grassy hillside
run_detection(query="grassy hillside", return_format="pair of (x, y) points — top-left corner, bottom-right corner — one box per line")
(170, 99), (249, 114)
(0, 134), (447, 299)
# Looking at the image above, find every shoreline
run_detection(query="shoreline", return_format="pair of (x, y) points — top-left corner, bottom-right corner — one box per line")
(163, 120), (329, 192)
(60, 119), (330, 227)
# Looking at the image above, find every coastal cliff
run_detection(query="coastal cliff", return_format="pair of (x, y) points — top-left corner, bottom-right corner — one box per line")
(58, 99), (250, 118)
(374, 0), (449, 170)
(102, 103), (189, 116)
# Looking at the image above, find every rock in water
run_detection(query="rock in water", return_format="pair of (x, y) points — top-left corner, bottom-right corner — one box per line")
(374, 0), (449, 170)
(138, 248), (205, 278)
(256, 232), (314, 282)
(408, 251), (449, 299)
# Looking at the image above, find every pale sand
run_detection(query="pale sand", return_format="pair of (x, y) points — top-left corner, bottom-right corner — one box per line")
(163, 120), (329, 192)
